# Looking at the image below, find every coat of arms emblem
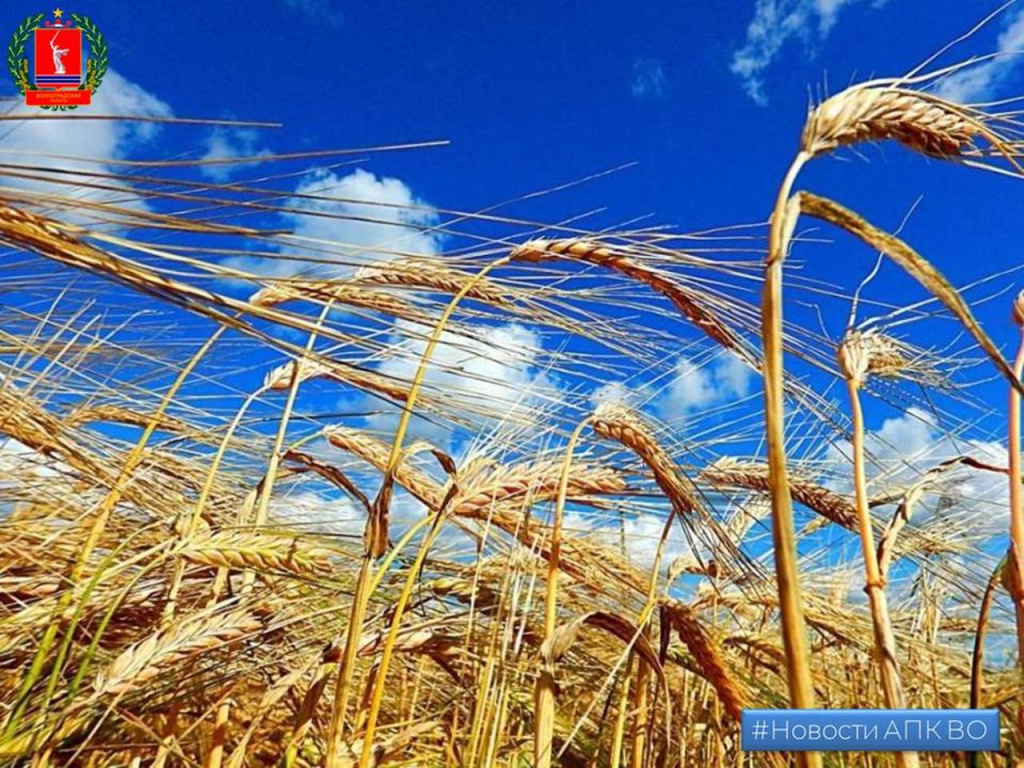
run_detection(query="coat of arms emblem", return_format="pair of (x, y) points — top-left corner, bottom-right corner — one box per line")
(7, 9), (107, 109)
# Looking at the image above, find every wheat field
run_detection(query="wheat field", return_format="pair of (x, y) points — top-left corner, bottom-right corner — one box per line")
(1, 29), (1024, 768)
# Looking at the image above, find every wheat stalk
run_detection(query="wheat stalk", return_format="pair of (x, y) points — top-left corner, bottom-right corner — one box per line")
(1008, 293), (1024, 715)
(535, 417), (590, 768)
(326, 256), (512, 766)
(837, 331), (914, 759)
(760, 76), (1024, 757)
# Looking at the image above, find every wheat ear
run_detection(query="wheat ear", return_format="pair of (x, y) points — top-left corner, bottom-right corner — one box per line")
(179, 532), (333, 576)
(510, 238), (753, 362)
(93, 609), (260, 696)
(802, 87), (979, 159)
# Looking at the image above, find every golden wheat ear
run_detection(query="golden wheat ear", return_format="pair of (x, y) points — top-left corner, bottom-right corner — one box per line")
(797, 191), (1021, 394)
(801, 81), (1023, 173)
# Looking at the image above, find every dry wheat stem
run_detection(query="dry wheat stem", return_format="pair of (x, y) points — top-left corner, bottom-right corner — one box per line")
(205, 699), (231, 768)
(242, 299), (333, 597)
(1007, 310), (1024, 698)
(762, 151), (820, 768)
(839, 335), (917, 767)
(535, 417), (590, 768)
(356, 483), (456, 768)
(970, 555), (1007, 711)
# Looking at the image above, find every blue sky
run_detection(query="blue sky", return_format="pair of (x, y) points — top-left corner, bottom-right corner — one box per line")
(18, 0), (1013, 327)
(3, 1), (1024, 565)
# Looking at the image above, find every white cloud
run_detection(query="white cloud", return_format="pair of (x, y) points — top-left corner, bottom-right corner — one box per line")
(198, 127), (272, 181)
(270, 488), (364, 535)
(659, 352), (754, 420)
(934, 8), (1024, 103)
(631, 58), (667, 100)
(590, 381), (639, 408)
(825, 407), (1009, 533)
(562, 507), (688, 571)
(229, 168), (440, 278)
(0, 69), (171, 218)
(226, 166), (562, 451)
(0, 69), (169, 205)
(0, 437), (60, 480)
(367, 320), (559, 451)
(731, 0), (888, 104)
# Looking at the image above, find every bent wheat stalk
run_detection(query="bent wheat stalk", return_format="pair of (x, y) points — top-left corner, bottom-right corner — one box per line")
(799, 192), (1020, 393)
(762, 150), (818, 752)
(970, 555), (1008, 711)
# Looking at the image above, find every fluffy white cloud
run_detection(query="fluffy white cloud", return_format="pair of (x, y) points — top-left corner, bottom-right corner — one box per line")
(731, 0), (888, 104)
(631, 58), (667, 100)
(590, 380), (639, 408)
(367, 320), (559, 451)
(0, 69), (171, 217)
(229, 168), (440, 278)
(825, 407), (1009, 533)
(934, 8), (1024, 103)
(659, 352), (754, 420)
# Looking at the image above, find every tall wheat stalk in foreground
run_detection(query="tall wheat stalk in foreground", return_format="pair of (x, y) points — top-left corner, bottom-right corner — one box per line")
(1008, 293), (1024, 723)
(762, 75), (1024, 768)
(534, 417), (591, 768)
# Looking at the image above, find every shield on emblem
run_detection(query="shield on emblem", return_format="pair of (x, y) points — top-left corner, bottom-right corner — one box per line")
(33, 27), (83, 89)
